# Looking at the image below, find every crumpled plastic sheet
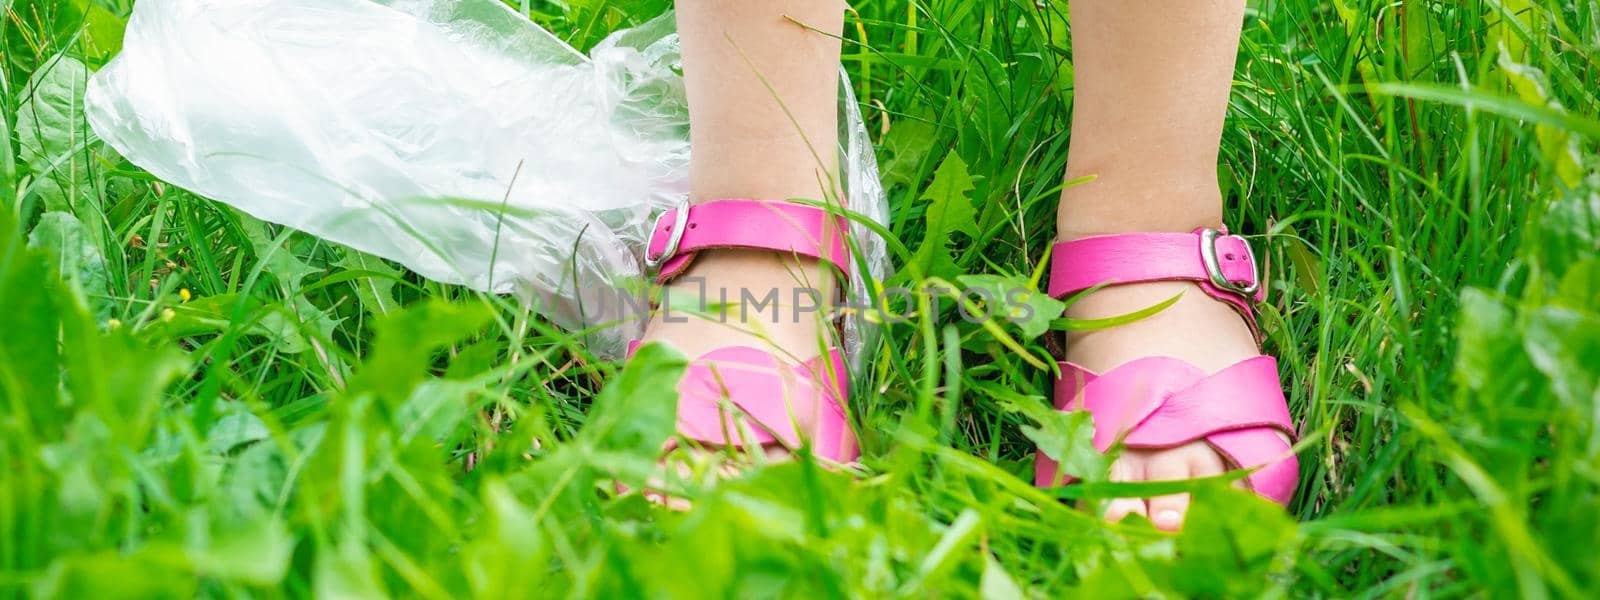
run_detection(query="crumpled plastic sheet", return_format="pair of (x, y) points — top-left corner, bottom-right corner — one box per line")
(86, 0), (891, 361)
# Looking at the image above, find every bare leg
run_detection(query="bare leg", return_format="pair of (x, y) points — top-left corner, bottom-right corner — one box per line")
(645, 0), (845, 356)
(1057, 0), (1256, 530)
(641, 0), (847, 454)
(680, 0), (844, 206)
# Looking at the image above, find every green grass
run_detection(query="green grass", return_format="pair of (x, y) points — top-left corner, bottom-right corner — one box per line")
(4, 0), (1600, 597)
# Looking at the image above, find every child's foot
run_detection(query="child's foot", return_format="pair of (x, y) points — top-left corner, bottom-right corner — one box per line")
(642, 249), (837, 373)
(625, 200), (863, 512)
(640, 248), (840, 464)
(1062, 278), (1269, 531)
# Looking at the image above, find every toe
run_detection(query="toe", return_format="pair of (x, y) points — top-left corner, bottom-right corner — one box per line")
(1145, 455), (1192, 532)
(1103, 457), (1147, 523)
(1186, 441), (1240, 489)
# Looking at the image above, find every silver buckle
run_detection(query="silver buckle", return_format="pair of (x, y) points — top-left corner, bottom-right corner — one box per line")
(1199, 228), (1259, 296)
(644, 200), (691, 272)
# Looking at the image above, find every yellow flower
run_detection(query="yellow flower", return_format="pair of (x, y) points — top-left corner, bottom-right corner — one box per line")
(179, 288), (192, 302)
(161, 308), (176, 322)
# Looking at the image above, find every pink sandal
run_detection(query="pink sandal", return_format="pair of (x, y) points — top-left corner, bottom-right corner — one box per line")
(624, 199), (859, 462)
(1034, 229), (1299, 505)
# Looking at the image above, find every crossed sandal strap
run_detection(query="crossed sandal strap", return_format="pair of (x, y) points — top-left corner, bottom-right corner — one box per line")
(1033, 356), (1299, 504)
(1039, 228), (1297, 505)
(625, 342), (859, 462)
(633, 198), (859, 463)
(646, 199), (851, 284)
(1048, 228), (1265, 331)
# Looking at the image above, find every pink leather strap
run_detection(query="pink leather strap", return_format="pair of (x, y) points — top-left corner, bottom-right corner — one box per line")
(1048, 229), (1264, 328)
(1036, 230), (1295, 504)
(647, 199), (851, 284)
(1035, 356), (1299, 505)
(632, 200), (858, 463)
(625, 342), (858, 462)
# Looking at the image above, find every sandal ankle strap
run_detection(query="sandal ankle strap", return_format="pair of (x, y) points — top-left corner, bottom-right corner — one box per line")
(1049, 228), (1264, 328)
(646, 199), (851, 284)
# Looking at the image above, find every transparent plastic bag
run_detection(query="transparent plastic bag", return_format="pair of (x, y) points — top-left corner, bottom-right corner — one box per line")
(86, 0), (890, 360)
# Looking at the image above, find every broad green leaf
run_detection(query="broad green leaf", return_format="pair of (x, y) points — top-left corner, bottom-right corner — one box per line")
(1169, 484), (1296, 597)
(395, 379), (479, 444)
(910, 509), (982, 590)
(335, 248), (403, 316)
(957, 273), (1065, 338)
(1, 1), (125, 67)
(1497, 44), (1584, 188)
(31, 553), (196, 599)
(146, 292), (306, 350)
(1535, 190), (1599, 276)
(1555, 258), (1600, 310)
(916, 245), (964, 283)
(37, 417), (113, 515)
(1283, 232), (1324, 298)
(1486, 0), (1537, 61)
(1523, 306), (1600, 409)
(922, 153), (979, 238)
(1002, 395), (1109, 485)
(1455, 288), (1519, 391)
(58, 316), (189, 449)
(1401, 0), (1445, 79)
(237, 216), (344, 353)
(278, 295), (345, 355)
(240, 216), (323, 287)
(15, 55), (109, 213)
(880, 119), (937, 190)
(186, 514), (295, 585)
(314, 541), (387, 599)
(213, 437), (291, 520)
(0, 222), (66, 416)
(347, 299), (495, 405)
(462, 479), (548, 598)
(81, 1), (127, 61)
(27, 211), (113, 321)
(1332, 0), (1381, 106)
(912, 153), (978, 279)
(204, 403), (271, 454)
(579, 341), (687, 457)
